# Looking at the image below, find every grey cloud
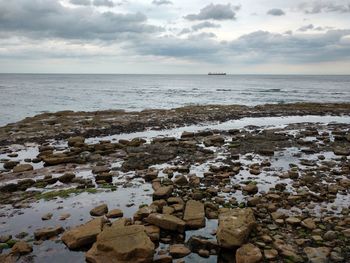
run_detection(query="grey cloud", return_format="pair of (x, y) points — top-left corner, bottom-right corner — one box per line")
(152, 0), (172, 6)
(298, 24), (315, 32)
(267, 8), (285, 16)
(70, 0), (91, 6)
(93, 0), (115, 7)
(0, 0), (161, 40)
(299, 1), (350, 14)
(178, 28), (191, 35)
(192, 21), (220, 31)
(185, 3), (239, 21)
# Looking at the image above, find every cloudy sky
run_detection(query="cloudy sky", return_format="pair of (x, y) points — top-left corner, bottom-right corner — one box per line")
(0, 0), (350, 74)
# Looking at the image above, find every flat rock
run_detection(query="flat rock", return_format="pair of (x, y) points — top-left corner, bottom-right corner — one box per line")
(236, 243), (262, 263)
(183, 200), (205, 229)
(86, 225), (154, 263)
(216, 208), (256, 249)
(146, 213), (185, 233)
(11, 241), (33, 255)
(106, 209), (123, 218)
(13, 164), (33, 173)
(61, 217), (106, 250)
(34, 226), (64, 240)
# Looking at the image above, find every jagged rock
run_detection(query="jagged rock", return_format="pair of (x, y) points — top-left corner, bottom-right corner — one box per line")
(146, 213), (186, 233)
(236, 243), (262, 263)
(34, 226), (64, 240)
(61, 217), (106, 250)
(86, 225), (154, 263)
(183, 200), (205, 229)
(216, 208), (256, 248)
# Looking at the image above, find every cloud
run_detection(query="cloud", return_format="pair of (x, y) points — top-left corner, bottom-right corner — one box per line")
(267, 8), (285, 16)
(192, 21), (221, 31)
(152, 0), (172, 6)
(70, 0), (91, 6)
(184, 3), (239, 21)
(297, 24), (332, 32)
(0, 0), (161, 41)
(299, 1), (350, 14)
(92, 0), (115, 7)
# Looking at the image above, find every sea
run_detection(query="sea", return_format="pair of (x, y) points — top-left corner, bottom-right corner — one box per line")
(0, 74), (350, 126)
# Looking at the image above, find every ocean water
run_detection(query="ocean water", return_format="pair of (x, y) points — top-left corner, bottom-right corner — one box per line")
(0, 74), (350, 126)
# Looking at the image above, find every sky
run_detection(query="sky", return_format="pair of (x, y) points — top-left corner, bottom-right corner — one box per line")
(0, 0), (350, 74)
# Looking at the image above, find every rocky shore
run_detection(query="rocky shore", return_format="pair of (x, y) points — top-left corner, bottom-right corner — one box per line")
(0, 103), (349, 263)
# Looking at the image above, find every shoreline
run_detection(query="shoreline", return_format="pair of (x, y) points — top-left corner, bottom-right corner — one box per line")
(1, 102), (350, 146)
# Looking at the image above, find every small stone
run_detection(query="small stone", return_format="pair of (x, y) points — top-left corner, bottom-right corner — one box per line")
(13, 164), (33, 173)
(286, 217), (301, 225)
(236, 243), (262, 263)
(323, 231), (337, 241)
(41, 213), (53, 221)
(59, 213), (71, 221)
(198, 249), (210, 258)
(264, 249), (278, 260)
(90, 204), (108, 216)
(11, 241), (33, 255)
(304, 247), (331, 263)
(301, 218), (316, 230)
(106, 209), (123, 218)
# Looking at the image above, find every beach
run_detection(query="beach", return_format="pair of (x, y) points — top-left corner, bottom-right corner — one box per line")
(0, 102), (349, 262)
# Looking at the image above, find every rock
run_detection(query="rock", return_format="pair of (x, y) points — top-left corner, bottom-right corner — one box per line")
(59, 213), (71, 220)
(301, 218), (316, 230)
(203, 135), (225, 147)
(153, 255), (173, 263)
(286, 217), (301, 225)
(183, 200), (205, 229)
(58, 173), (76, 183)
(3, 161), (19, 170)
(153, 186), (173, 200)
(236, 243), (262, 263)
(41, 213), (53, 221)
(86, 225), (154, 263)
(264, 249), (278, 260)
(95, 173), (113, 183)
(92, 166), (110, 174)
(68, 136), (85, 147)
(145, 225), (160, 242)
(0, 235), (12, 243)
(273, 239), (303, 262)
(198, 249), (210, 258)
(146, 213), (186, 233)
(333, 147), (350, 156)
(34, 226), (64, 240)
(90, 204), (108, 216)
(106, 209), (123, 218)
(169, 244), (191, 258)
(304, 247), (331, 263)
(144, 169), (158, 181)
(187, 236), (219, 254)
(11, 241), (32, 255)
(0, 253), (17, 263)
(13, 164), (33, 173)
(174, 175), (188, 186)
(216, 208), (256, 248)
(243, 183), (258, 194)
(61, 217), (106, 250)
(323, 231), (337, 241)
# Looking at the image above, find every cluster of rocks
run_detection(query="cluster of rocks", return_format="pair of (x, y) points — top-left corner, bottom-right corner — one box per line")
(0, 107), (350, 262)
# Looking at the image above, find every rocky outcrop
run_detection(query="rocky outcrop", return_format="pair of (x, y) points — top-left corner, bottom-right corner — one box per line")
(216, 208), (256, 248)
(183, 200), (205, 229)
(86, 225), (154, 263)
(61, 217), (106, 250)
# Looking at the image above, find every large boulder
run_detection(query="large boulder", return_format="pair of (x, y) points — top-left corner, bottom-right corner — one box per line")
(86, 225), (154, 263)
(146, 213), (185, 233)
(61, 217), (106, 250)
(183, 200), (205, 229)
(236, 243), (262, 263)
(216, 208), (256, 249)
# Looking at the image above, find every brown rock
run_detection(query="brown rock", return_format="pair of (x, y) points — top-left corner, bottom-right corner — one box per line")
(106, 209), (123, 218)
(61, 217), (106, 250)
(34, 226), (64, 240)
(13, 164), (33, 173)
(146, 213), (186, 233)
(183, 200), (205, 229)
(86, 225), (154, 263)
(153, 186), (173, 200)
(216, 208), (256, 248)
(236, 243), (262, 263)
(169, 244), (191, 259)
(11, 241), (33, 255)
(304, 247), (331, 263)
(90, 204), (108, 216)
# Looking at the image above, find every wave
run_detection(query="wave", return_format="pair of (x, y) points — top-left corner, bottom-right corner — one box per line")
(258, 88), (282, 93)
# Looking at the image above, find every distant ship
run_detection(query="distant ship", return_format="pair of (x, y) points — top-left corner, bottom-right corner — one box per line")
(208, 72), (226, 75)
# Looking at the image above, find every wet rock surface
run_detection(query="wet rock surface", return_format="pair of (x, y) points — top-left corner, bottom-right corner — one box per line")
(0, 103), (350, 262)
